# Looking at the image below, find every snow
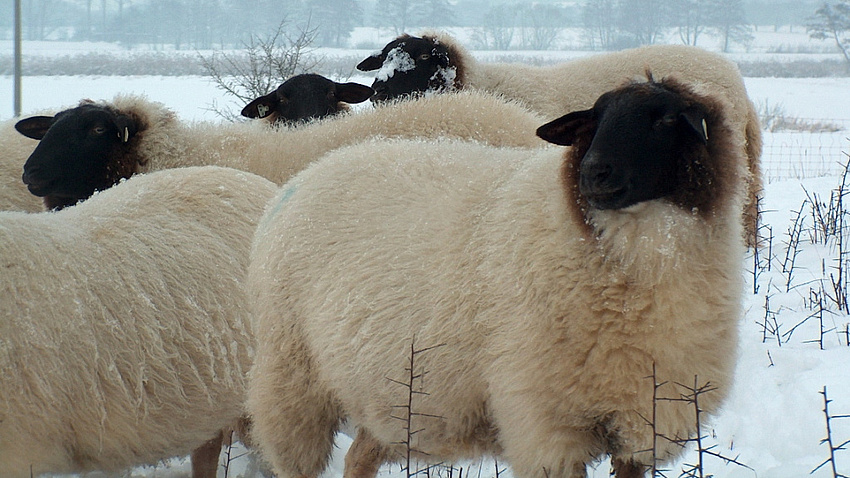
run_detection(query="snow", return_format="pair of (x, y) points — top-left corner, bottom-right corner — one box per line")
(375, 46), (416, 82)
(4, 27), (850, 478)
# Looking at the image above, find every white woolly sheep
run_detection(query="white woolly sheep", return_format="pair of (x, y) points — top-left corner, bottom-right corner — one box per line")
(357, 32), (762, 246)
(0, 114), (51, 212)
(246, 76), (747, 478)
(14, 90), (546, 210)
(240, 73), (375, 124)
(0, 165), (276, 477)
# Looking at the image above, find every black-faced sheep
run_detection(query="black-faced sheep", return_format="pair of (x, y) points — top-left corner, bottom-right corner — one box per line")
(357, 32), (762, 246)
(0, 114), (52, 212)
(246, 77), (747, 478)
(0, 165), (276, 477)
(14, 90), (546, 210)
(240, 73), (375, 124)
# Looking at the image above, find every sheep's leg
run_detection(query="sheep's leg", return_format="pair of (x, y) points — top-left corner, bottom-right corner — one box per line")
(190, 430), (223, 478)
(611, 458), (645, 478)
(343, 428), (389, 478)
(247, 338), (339, 478)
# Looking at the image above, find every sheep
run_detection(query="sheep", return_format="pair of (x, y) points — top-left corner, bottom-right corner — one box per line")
(14, 90), (547, 210)
(245, 76), (747, 478)
(240, 73), (375, 124)
(0, 114), (51, 212)
(0, 165), (277, 477)
(357, 32), (763, 246)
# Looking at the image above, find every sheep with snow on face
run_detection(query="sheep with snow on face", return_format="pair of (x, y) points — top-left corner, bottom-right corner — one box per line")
(14, 90), (546, 210)
(246, 77), (747, 478)
(357, 32), (762, 246)
(0, 113), (55, 212)
(240, 73), (375, 125)
(0, 166), (277, 478)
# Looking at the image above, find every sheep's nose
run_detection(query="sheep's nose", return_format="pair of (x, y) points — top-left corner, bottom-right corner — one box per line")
(580, 160), (616, 193)
(22, 167), (55, 196)
(370, 82), (388, 102)
(584, 163), (613, 187)
(579, 155), (629, 210)
(22, 166), (45, 186)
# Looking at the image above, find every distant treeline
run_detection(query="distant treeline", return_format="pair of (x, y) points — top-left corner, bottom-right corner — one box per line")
(0, 0), (827, 51)
(1, 50), (848, 78)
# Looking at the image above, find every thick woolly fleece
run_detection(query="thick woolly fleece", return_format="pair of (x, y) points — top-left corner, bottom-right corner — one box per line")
(246, 82), (747, 477)
(78, 90), (547, 183)
(0, 166), (276, 476)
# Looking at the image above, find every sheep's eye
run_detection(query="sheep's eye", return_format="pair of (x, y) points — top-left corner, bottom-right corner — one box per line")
(418, 53), (431, 61)
(92, 126), (107, 135)
(654, 113), (678, 128)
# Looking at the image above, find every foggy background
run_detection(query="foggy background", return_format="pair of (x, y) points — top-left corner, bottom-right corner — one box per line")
(0, 0), (827, 52)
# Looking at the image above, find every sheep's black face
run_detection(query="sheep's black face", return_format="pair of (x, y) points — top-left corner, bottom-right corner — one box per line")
(537, 81), (708, 211)
(356, 36), (454, 103)
(16, 104), (137, 209)
(241, 73), (374, 124)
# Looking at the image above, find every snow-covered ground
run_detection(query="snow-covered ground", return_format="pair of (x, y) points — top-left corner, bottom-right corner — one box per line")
(3, 26), (850, 478)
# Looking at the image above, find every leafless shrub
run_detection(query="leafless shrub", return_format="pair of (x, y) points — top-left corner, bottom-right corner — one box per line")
(737, 59), (850, 78)
(640, 367), (752, 478)
(812, 387), (850, 477)
(760, 292), (784, 347)
(783, 201), (808, 292)
(198, 20), (323, 121)
(758, 100), (844, 133)
(751, 202), (774, 294)
(787, 286), (837, 349)
(388, 339), (447, 478)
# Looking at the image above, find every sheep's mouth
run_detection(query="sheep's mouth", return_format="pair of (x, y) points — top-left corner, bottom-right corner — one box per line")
(24, 180), (55, 197)
(584, 188), (630, 210)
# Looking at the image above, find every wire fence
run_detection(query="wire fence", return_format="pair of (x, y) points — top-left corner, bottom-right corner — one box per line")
(761, 119), (850, 183)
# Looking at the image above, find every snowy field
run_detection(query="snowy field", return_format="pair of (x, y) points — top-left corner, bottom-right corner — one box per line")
(3, 26), (850, 478)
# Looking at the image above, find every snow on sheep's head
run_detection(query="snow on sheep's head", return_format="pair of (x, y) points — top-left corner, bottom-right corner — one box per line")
(357, 34), (460, 103)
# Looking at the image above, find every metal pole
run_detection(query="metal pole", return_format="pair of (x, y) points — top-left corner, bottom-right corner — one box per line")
(14, 0), (23, 117)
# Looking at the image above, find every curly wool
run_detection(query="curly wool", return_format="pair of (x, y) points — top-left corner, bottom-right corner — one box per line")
(0, 166), (276, 476)
(246, 80), (747, 477)
(91, 90), (548, 184)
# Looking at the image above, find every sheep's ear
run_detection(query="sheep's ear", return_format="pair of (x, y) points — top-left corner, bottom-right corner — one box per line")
(15, 115), (55, 140)
(356, 54), (385, 72)
(680, 107), (708, 144)
(335, 83), (375, 104)
(241, 92), (279, 119)
(536, 109), (596, 146)
(114, 114), (138, 143)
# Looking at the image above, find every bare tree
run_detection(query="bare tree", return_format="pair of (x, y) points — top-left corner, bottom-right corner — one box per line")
(198, 20), (322, 121)
(373, 0), (418, 34)
(471, 3), (517, 50)
(582, 0), (618, 50)
(616, 0), (672, 46)
(808, 1), (850, 67)
(306, 0), (362, 47)
(418, 0), (455, 27)
(709, 0), (753, 52)
(518, 3), (564, 50)
(671, 0), (711, 45)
